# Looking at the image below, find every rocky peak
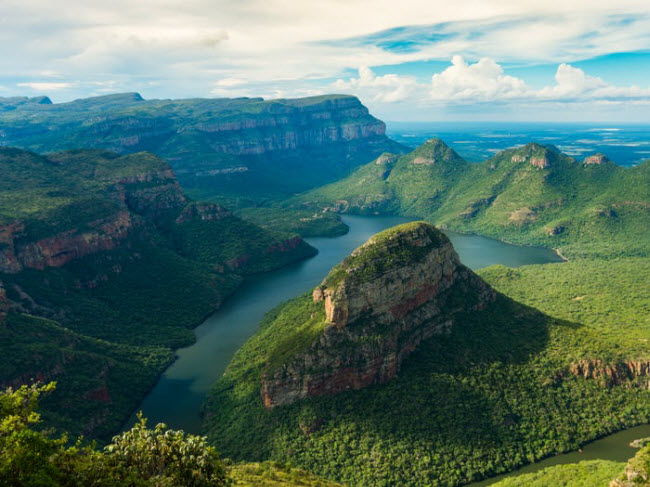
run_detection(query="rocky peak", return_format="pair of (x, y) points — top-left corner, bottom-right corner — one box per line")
(411, 138), (462, 165)
(584, 153), (610, 165)
(375, 153), (397, 165)
(312, 222), (456, 328)
(508, 143), (555, 168)
(261, 222), (497, 408)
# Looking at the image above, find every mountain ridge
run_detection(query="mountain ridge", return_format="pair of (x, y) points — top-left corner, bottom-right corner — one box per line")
(292, 138), (649, 259)
(0, 93), (407, 201)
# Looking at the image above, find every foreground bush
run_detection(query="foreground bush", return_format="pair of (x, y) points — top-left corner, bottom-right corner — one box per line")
(0, 383), (227, 486)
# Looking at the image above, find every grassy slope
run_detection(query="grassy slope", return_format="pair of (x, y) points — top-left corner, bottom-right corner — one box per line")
(292, 140), (649, 260)
(228, 461), (344, 486)
(490, 460), (624, 487)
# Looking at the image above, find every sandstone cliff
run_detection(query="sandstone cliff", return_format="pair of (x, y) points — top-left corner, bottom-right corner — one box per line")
(260, 222), (497, 408)
(569, 359), (650, 389)
(0, 94), (405, 198)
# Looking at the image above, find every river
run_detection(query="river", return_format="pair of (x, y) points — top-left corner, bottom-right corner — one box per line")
(132, 215), (563, 433)
(470, 423), (650, 486)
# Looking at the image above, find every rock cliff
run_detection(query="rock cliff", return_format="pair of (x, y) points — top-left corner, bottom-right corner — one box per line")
(569, 359), (650, 388)
(260, 222), (497, 408)
(0, 94), (405, 199)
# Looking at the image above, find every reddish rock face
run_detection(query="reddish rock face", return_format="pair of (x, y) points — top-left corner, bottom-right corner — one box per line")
(0, 165), (191, 274)
(529, 156), (550, 168)
(1, 211), (136, 273)
(569, 359), (650, 388)
(261, 222), (497, 408)
(584, 154), (609, 165)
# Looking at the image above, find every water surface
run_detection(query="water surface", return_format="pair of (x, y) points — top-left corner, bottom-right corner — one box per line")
(470, 423), (650, 486)
(132, 215), (563, 433)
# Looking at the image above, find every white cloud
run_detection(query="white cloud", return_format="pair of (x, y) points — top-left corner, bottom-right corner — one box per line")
(17, 82), (74, 91)
(333, 66), (421, 103)
(215, 78), (247, 87)
(430, 55), (530, 101)
(538, 63), (650, 100)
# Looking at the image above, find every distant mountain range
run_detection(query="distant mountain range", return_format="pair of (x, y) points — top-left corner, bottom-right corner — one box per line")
(0, 93), (405, 202)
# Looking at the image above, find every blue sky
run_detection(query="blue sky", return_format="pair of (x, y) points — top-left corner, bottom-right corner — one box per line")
(1, 0), (649, 121)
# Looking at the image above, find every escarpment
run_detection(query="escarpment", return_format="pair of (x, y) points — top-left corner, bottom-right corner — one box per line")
(260, 222), (497, 408)
(0, 93), (405, 198)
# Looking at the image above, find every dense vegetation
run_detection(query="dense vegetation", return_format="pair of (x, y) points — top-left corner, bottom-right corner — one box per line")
(0, 383), (228, 486)
(0, 382), (343, 487)
(292, 139), (650, 259)
(235, 208), (349, 238)
(0, 147), (315, 439)
(489, 460), (625, 487)
(0, 93), (404, 201)
(227, 462), (344, 486)
(204, 242), (650, 486)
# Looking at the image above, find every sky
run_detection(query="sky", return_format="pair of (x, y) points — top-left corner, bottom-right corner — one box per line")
(1, 0), (650, 121)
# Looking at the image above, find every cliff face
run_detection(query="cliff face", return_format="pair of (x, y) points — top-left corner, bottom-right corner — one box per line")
(569, 359), (650, 388)
(260, 222), (497, 408)
(1, 211), (136, 273)
(0, 94), (405, 199)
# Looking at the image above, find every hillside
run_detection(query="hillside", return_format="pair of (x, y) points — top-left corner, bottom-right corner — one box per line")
(293, 139), (650, 259)
(0, 147), (315, 438)
(0, 93), (406, 201)
(203, 222), (650, 486)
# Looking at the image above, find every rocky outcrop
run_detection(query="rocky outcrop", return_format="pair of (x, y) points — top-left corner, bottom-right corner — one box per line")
(1, 211), (136, 273)
(411, 138), (464, 166)
(610, 442), (650, 487)
(584, 153), (610, 165)
(260, 222), (497, 408)
(510, 143), (556, 168)
(375, 153), (397, 165)
(569, 359), (650, 388)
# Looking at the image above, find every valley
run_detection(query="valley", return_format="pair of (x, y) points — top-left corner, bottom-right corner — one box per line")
(131, 214), (563, 433)
(0, 94), (648, 487)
